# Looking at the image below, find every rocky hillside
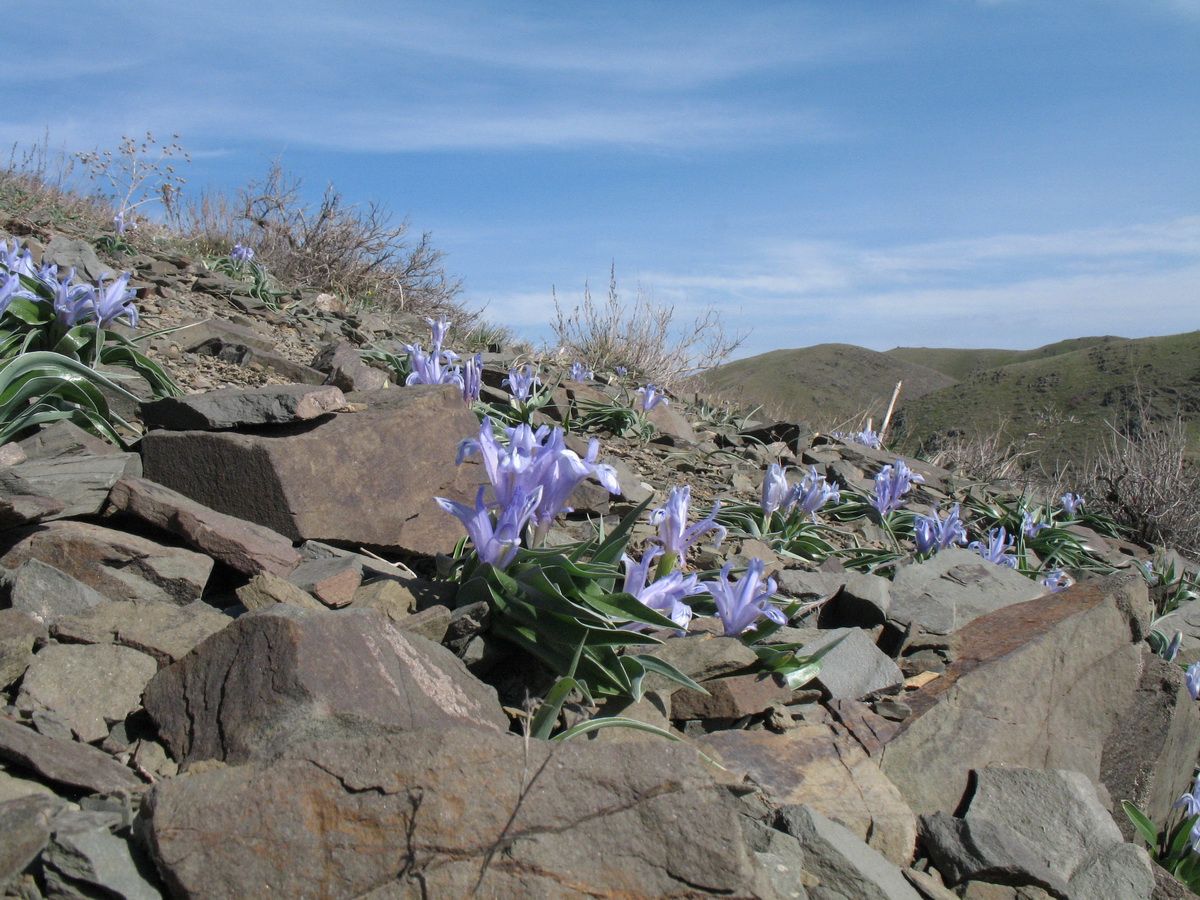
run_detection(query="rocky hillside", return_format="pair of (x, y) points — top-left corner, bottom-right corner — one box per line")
(1, 223), (1199, 899)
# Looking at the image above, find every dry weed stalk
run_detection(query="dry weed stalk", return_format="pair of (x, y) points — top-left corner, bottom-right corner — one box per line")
(551, 264), (745, 391)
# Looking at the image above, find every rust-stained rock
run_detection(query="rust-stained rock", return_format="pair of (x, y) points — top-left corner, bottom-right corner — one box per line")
(139, 385), (485, 556)
(140, 728), (770, 900)
(142, 605), (508, 765)
(670, 672), (794, 720)
(107, 475), (302, 577)
(699, 722), (918, 867)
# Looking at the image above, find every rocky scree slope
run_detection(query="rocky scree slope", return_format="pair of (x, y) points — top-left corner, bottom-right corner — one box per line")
(0, 228), (1197, 899)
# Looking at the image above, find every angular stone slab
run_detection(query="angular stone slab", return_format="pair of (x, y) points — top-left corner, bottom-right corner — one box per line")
(51, 600), (232, 667)
(0, 716), (141, 795)
(286, 555), (362, 608)
(0, 452), (139, 520)
(0, 490), (64, 531)
(107, 475), (302, 577)
(0, 794), (69, 890)
(236, 570), (325, 612)
(878, 573), (1150, 816)
(1101, 653), (1200, 838)
(0, 609), (46, 689)
(140, 728), (770, 900)
(142, 605), (508, 765)
(700, 723), (917, 866)
(774, 804), (922, 900)
(44, 819), (164, 900)
(0, 521), (213, 606)
(139, 383), (348, 430)
(919, 812), (1069, 896)
(140, 385), (486, 556)
(670, 672), (794, 720)
(2, 558), (109, 622)
(887, 548), (1048, 637)
(799, 628), (904, 700)
(16, 643), (159, 744)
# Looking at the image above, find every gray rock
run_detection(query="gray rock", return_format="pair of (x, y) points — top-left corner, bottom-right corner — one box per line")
(967, 767), (1123, 873)
(44, 820), (164, 900)
(42, 237), (107, 282)
(0, 609), (47, 689)
(171, 316), (278, 354)
(142, 605), (509, 765)
(139, 727), (775, 899)
(0, 489), (65, 531)
(879, 573), (1149, 815)
(2, 559), (110, 622)
(0, 793), (68, 891)
(635, 634), (761, 694)
(775, 804), (922, 900)
(776, 570), (892, 627)
(1152, 598), (1200, 652)
(887, 548), (1047, 636)
(140, 385), (486, 556)
(1102, 653), (1200, 839)
(313, 341), (391, 392)
(0, 452), (139, 521)
(1068, 842), (1153, 900)
(799, 628), (903, 700)
(139, 383), (348, 430)
(50, 599), (231, 667)
(918, 812), (1069, 897)
(0, 717), (141, 795)
(16, 643), (158, 744)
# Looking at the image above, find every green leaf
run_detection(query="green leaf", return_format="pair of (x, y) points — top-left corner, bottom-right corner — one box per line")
(529, 676), (583, 741)
(631, 654), (710, 695)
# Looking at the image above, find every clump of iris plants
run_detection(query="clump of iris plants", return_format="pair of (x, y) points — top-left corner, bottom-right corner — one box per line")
(0, 238), (180, 444)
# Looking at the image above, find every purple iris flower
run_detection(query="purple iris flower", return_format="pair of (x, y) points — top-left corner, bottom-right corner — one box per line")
(1164, 631), (1183, 663)
(570, 361), (593, 382)
(761, 464), (789, 516)
(0, 271), (20, 318)
(913, 503), (968, 555)
(650, 485), (726, 571)
(43, 267), (97, 328)
(112, 212), (136, 237)
(786, 465), (841, 521)
(425, 315), (451, 351)
(1022, 512), (1049, 539)
(1176, 778), (1200, 817)
(1060, 493), (1085, 516)
(1187, 662), (1200, 702)
(621, 547), (702, 634)
(1039, 570), (1072, 592)
(230, 243), (255, 264)
(405, 316), (462, 387)
(870, 460), (924, 516)
(703, 558), (787, 637)
(0, 239), (36, 277)
(637, 384), (668, 411)
(970, 526), (1018, 568)
(614, 365), (628, 376)
(462, 353), (482, 404)
(435, 484), (541, 569)
(504, 364), (541, 401)
(93, 272), (139, 328)
(456, 417), (620, 545)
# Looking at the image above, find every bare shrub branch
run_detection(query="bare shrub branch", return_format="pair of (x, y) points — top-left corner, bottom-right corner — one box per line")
(551, 264), (745, 390)
(231, 160), (467, 321)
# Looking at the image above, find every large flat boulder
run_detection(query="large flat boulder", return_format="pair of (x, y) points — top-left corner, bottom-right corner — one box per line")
(142, 605), (508, 765)
(140, 727), (776, 900)
(879, 572), (1150, 815)
(139, 385), (485, 556)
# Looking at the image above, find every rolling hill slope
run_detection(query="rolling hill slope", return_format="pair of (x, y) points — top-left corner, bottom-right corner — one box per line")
(885, 336), (1125, 381)
(891, 331), (1200, 461)
(690, 343), (958, 428)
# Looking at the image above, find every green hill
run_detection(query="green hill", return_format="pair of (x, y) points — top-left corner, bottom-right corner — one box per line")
(892, 331), (1200, 463)
(885, 336), (1125, 381)
(690, 343), (958, 429)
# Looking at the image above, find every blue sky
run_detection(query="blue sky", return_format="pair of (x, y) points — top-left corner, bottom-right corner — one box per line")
(5, 0), (1198, 360)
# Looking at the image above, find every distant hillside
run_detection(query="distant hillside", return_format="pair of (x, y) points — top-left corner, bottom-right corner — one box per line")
(690, 343), (957, 428)
(886, 336), (1125, 381)
(892, 331), (1200, 463)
